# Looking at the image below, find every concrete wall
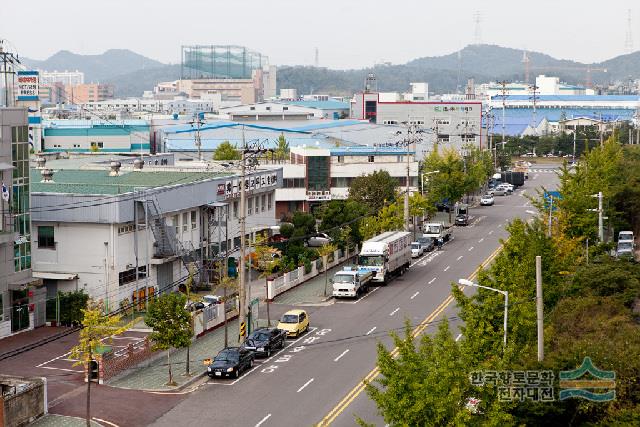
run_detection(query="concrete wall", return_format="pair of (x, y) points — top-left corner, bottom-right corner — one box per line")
(0, 376), (46, 427)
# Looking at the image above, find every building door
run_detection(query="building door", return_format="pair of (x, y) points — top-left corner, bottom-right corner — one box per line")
(10, 289), (29, 333)
(156, 263), (173, 294)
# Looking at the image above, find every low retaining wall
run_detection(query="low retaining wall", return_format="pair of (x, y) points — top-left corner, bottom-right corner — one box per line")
(193, 301), (239, 338)
(99, 337), (154, 384)
(266, 247), (357, 300)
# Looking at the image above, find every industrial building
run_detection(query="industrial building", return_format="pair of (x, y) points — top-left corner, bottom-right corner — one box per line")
(30, 154), (281, 312)
(41, 119), (151, 153)
(0, 108), (41, 339)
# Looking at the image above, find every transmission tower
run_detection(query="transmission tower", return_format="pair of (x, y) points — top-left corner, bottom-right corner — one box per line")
(625, 9), (634, 54)
(473, 12), (483, 45)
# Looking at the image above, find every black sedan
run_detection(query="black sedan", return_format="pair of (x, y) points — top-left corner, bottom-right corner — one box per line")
(207, 347), (254, 379)
(241, 327), (286, 357)
(455, 214), (469, 226)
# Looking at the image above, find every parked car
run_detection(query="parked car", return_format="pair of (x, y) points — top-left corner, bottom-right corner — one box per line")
(455, 213), (469, 226)
(616, 241), (635, 260)
(307, 233), (332, 247)
(480, 194), (495, 206)
(411, 242), (424, 258)
(207, 347), (254, 379)
(277, 309), (309, 338)
(241, 327), (287, 357)
(417, 236), (435, 252)
(490, 187), (507, 196)
(185, 301), (205, 312)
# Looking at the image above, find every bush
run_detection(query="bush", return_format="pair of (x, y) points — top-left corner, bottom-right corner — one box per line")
(58, 290), (89, 326)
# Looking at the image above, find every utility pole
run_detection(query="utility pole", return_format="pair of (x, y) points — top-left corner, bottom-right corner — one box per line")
(499, 80), (509, 152)
(0, 40), (21, 107)
(189, 113), (205, 161)
(405, 126), (411, 232)
(572, 130), (576, 163)
(238, 127), (247, 344)
(589, 192), (604, 243)
(547, 195), (553, 237)
(535, 256), (544, 362)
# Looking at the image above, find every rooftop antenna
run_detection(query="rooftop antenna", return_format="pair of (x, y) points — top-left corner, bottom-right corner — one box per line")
(314, 47), (319, 67)
(473, 11), (483, 45)
(625, 9), (634, 54)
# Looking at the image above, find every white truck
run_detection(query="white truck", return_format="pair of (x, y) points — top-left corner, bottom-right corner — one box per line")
(332, 267), (373, 298)
(422, 221), (453, 243)
(358, 231), (412, 285)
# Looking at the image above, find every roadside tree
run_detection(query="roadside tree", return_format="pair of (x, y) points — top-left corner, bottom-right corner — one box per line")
(213, 140), (241, 161)
(348, 170), (397, 213)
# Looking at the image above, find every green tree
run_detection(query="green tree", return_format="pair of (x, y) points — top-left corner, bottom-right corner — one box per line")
(145, 293), (192, 386)
(275, 134), (290, 161)
(348, 170), (397, 213)
(360, 201), (404, 240)
(423, 147), (471, 223)
(70, 300), (134, 427)
(318, 200), (368, 246)
(213, 140), (241, 161)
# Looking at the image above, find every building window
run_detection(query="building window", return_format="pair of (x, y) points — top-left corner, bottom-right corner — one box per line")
(266, 106), (271, 111)
(368, 156), (375, 163)
(337, 156), (344, 163)
(267, 193), (272, 210)
(283, 178), (305, 188)
(248, 197), (253, 215)
(38, 226), (55, 249)
(261, 194), (266, 212)
(437, 135), (450, 143)
(119, 266), (147, 286)
(118, 224), (135, 234)
(255, 196), (260, 213)
(233, 201), (238, 218)
(397, 156), (403, 163)
(173, 215), (179, 235)
(250, 106), (255, 110)
(283, 107), (289, 111)
(182, 212), (189, 232)
(191, 211), (197, 229)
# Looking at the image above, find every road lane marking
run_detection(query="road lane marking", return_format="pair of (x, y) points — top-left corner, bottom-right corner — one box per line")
(319, 243), (507, 426)
(457, 255), (463, 261)
(366, 327), (377, 335)
(297, 378), (314, 393)
(92, 418), (119, 427)
(478, 238), (484, 243)
(444, 266), (450, 272)
(410, 291), (419, 300)
(255, 414), (272, 427)
(455, 333), (462, 342)
(428, 277), (436, 284)
(334, 349), (350, 362)
(468, 246), (474, 251)
(389, 307), (400, 316)
(488, 230), (494, 235)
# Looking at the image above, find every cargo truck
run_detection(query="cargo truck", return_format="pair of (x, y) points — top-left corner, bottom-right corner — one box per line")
(500, 171), (525, 187)
(422, 221), (453, 242)
(358, 231), (412, 285)
(332, 267), (373, 298)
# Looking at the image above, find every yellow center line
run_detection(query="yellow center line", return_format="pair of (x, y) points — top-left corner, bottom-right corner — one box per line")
(317, 243), (505, 427)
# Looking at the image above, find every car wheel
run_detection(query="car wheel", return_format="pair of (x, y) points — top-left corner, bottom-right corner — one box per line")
(250, 358), (254, 368)
(305, 325), (309, 333)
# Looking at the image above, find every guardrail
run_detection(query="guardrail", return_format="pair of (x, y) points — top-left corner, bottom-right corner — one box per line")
(266, 246), (358, 300)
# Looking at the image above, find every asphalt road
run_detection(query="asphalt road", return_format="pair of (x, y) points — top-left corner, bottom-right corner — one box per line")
(151, 168), (560, 427)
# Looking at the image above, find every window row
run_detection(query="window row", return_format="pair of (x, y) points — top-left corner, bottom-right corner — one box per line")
(232, 194), (273, 218)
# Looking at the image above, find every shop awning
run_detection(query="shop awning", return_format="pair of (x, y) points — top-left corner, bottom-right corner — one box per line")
(32, 272), (79, 280)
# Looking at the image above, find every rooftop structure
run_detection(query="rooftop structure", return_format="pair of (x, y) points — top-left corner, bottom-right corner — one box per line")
(181, 45), (268, 80)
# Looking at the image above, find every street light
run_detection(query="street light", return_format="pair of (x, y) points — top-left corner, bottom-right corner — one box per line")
(458, 278), (509, 350)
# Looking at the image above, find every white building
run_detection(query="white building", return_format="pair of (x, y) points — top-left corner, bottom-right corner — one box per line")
(275, 146), (418, 219)
(30, 156), (281, 310)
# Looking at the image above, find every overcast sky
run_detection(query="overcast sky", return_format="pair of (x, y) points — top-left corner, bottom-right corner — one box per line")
(1, 0), (637, 68)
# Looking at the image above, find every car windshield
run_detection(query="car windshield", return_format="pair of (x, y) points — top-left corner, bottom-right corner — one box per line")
(411, 243), (420, 249)
(281, 314), (299, 323)
(215, 351), (239, 362)
(358, 255), (384, 266)
(483, 194), (492, 198)
(425, 225), (441, 234)
(334, 274), (354, 283)
(619, 233), (633, 240)
(618, 241), (633, 250)
(248, 332), (270, 341)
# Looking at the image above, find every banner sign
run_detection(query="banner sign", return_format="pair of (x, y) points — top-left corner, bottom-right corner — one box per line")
(17, 71), (40, 101)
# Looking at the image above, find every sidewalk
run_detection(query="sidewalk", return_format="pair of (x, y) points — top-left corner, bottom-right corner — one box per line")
(272, 260), (353, 305)
(31, 415), (101, 427)
(108, 318), (239, 391)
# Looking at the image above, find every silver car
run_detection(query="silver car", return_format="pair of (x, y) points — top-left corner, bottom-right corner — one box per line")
(307, 232), (332, 247)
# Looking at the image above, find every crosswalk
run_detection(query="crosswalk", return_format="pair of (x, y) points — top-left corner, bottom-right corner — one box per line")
(528, 169), (558, 173)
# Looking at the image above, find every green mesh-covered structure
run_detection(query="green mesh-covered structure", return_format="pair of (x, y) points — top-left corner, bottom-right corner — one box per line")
(181, 45), (267, 79)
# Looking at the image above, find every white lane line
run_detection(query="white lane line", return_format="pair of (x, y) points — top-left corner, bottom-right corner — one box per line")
(457, 255), (463, 261)
(410, 291), (420, 300)
(478, 238), (484, 243)
(488, 230), (494, 235)
(297, 378), (314, 393)
(428, 277), (436, 284)
(255, 414), (272, 427)
(444, 266), (450, 272)
(334, 349), (350, 362)
(468, 246), (474, 252)
(389, 307), (400, 316)
(93, 418), (120, 427)
(455, 333), (462, 342)
(366, 326), (377, 335)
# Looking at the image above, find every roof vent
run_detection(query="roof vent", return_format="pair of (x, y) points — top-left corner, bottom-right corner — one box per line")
(35, 156), (46, 169)
(133, 158), (144, 170)
(109, 160), (122, 177)
(41, 168), (54, 183)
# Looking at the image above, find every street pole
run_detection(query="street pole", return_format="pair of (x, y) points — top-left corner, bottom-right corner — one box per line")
(238, 128), (247, 344)
(323, 254), (329, 297)
(572, 131), (576, 163)
(598, 191), (604, 243)
(536, 256), (543, 362)
(503, 291), (509, 351)
(548, 196), (553, 237)
(265, 278), (271, 327)
(404, 127), (411, 232)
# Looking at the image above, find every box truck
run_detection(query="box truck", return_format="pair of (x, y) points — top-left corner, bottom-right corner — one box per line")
(358, 231), (412, 285)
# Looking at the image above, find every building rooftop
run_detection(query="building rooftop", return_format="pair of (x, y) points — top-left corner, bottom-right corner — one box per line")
(283, 100), (350, 110)
(31, 169), (232, 195)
